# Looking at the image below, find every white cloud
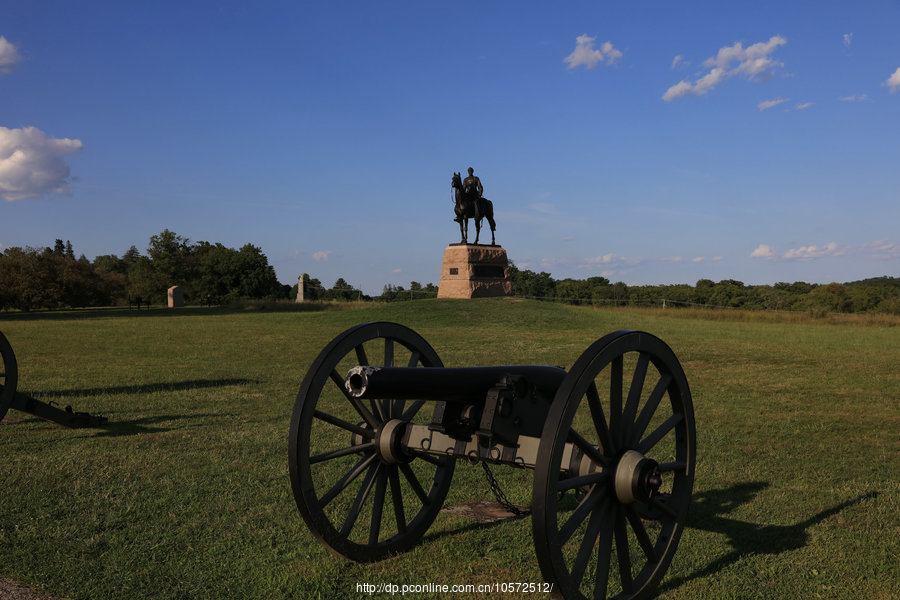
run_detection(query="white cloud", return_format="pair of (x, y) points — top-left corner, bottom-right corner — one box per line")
(564, 34), (622, 69)
(692, 257), (704, 262)
(857, 239), (899, 259)
(0, 36), (22, 74)
(758, 98), (788, 111)
(712, 256), (724, 261)
(0, 126), (84, 201)
(312, 250), (332, 261)
(663, 35), (786, 101)
(392, 268), (403, 273)
(783, 242), (842, 260)
(843, 33), (853, 47)
(886, 67), (900, 93)
(661, 80), (694, 101)
(529, 202), (559, 214)
(751, 240), (897, 262)
(795, 102), (813, 110)
(840, 94), (868, 102)
(750, 244), (777, 260)
(583, 253), (621, 265)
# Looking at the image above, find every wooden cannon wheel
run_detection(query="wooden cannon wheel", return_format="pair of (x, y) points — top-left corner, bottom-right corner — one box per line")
(0, 331), (18, 422)
(288, 322), (455, 562)
(532, 331), (696, 600)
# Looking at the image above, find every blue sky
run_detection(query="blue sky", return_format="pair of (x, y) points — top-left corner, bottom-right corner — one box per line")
(2, 1), (898, 295)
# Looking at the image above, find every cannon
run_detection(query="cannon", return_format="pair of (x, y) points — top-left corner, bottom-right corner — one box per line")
(288, 322), (695, 600)
(0, 331), (106, 428)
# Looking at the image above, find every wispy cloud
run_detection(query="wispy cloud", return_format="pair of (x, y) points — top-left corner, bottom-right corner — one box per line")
(886, 67), (900, 93)
(663, 35), (787, 101)
(751, 240), (898, 262)
(529, 202), (559, 215)
(0, 36), (22, 75)
(782, 242), (842, 260)
(843, 33), (853, 47)
(0, 126), (84, 201)
(564, 34), (622, 69)
(758, 98), (788, 111)
(312, 250), (332, 261)
(582, 253), (624, 266)
(859, 239), (900, 259)
(671, 55), (686, 69)
(840, 94), (868, 102)
(795, 101), (813, 110)
(750, 244), (777, 260)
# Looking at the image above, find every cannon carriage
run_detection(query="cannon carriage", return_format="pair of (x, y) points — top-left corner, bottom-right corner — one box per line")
(289, 322), (696, 600)
(0, 331), (106, 428)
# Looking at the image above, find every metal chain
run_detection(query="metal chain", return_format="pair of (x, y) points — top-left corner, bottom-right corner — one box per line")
(480, 461), (529, 516)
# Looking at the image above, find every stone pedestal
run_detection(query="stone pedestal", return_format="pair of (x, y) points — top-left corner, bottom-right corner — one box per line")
(167, 285), (184, 308)
(437, 245), (512, 299)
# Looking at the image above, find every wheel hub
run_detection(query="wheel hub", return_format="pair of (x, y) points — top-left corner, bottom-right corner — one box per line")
(375, 418), (410, 464)
(614, 450), (662, 504)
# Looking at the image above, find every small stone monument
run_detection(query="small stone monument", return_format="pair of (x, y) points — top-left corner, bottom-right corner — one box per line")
(438, 168), (512, 299)
(167, 285), (184, 308)
(295, 274), (306, 303)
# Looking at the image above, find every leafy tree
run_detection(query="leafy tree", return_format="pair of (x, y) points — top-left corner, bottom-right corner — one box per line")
(148, 229), (195, 291)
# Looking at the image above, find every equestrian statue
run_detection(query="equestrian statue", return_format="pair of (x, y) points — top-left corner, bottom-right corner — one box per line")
(451, 167), (496, 245)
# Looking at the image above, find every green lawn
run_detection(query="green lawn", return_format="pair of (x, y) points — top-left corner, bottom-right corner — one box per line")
(1, 299), (897, 599)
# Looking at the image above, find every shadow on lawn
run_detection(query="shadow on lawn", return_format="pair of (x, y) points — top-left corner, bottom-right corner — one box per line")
(5, 379), (251, 435)
(34, 377), (257, 398)
(91, 411), (236, 437)
(659, 481), (879, 592)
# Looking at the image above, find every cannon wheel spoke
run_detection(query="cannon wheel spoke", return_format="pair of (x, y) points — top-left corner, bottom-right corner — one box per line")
(289, 322), (455, 563)
(0, 331), (18, 422)
(533, 330), (696, 600)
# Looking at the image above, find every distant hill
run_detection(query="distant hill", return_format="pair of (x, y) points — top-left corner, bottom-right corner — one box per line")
(844, 276), (900, 287)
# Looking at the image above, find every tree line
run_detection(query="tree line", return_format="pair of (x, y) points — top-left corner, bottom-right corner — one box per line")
(2, 233), (897, 314)
(508, 264), (900, 314)
(0, 230), (286, 310)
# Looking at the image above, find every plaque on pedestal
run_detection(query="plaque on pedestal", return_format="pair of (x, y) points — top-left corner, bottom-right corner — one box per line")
(437, 245), (512, 299)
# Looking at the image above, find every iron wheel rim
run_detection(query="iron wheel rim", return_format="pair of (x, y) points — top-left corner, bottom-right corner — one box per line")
(533, 330), (696, 600)
(288, 322), (455, 562)
(0, 331), (18, 422)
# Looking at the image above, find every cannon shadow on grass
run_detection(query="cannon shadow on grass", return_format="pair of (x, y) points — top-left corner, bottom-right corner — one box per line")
(91, 412), (238, 437)
(659, 481), (879, 592)
(33, 377), (257, 398)
(4, 378), (253, 435)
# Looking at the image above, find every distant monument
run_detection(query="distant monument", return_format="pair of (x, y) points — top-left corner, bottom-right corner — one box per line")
(438, 168), (512, 299)
(167, 285), (184, 308)
(295, 274), (306, 303)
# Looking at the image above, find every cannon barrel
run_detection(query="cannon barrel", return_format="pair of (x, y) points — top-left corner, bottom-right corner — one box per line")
(345, 365), (566, 404)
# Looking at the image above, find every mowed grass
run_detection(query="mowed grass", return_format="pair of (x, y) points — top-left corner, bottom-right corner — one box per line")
(0, 299), (897, 600)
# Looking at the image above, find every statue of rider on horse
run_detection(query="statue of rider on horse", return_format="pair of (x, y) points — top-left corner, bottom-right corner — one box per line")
(451, 167), (497, 245)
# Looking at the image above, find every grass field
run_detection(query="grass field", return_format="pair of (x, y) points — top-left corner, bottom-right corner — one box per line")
(1, 299), (897, 599)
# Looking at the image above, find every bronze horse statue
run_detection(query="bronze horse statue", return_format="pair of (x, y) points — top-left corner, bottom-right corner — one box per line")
(451, 172), (496, 245)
